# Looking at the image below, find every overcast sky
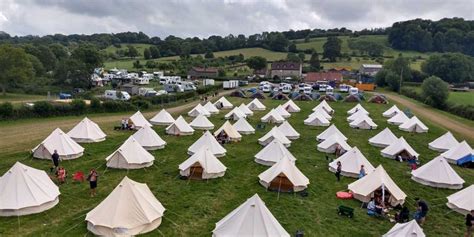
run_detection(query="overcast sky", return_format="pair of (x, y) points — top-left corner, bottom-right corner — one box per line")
(0, 0), (473, 38)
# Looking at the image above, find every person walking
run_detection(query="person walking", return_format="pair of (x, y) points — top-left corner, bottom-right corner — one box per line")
(358, 165), (366, 179)
(466, 210), (474, 237)
(87, 169), (98, 197)
(51, 150), (60, 173)
(335, 161), (342, 181)
(414, 198), (429, 225)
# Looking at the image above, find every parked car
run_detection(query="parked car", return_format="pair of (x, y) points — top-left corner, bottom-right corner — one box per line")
(138, 88), (158, 97)
(349, 87), (359, 95)
(262, 84), (272, 93)
(104, 90), (131, 101)
(59, 93), (72, 99)
(339, 84), (350, 93)
(326, 86), (334, 95)
(319, 84), (327, 92)
(303, 86), (312, 94)
(282, 84), (292, 94)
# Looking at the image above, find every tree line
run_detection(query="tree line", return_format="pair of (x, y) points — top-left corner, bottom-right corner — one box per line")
(388, 18), (474, 56)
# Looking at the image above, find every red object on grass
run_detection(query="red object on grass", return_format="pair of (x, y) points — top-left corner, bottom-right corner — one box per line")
(72, 171), (85, 182)
(336, 191), (353, 199)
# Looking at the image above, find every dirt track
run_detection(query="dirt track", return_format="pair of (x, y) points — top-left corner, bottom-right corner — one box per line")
(383, 93), (474, 141)
(0, 90), (234, 154)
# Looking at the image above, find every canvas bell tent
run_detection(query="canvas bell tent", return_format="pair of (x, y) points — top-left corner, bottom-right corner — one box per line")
(347, 110), (369, 122)
(428, 131), (460, 152)
(277, 121), (300, 140)
(166, 116), (195, 136)
(238, 103), (254, 116)
(150, 109), (175, 125)
(105, 136), (155, 169)
(258, 157), (309, 193)
(85, 177), (165, 236)
(399, 116), (429, 133)
(347, 103), (369, 115)
(132, 124), (166, 150)
(282, 99), (300, 112)
(0, 162), (60, 216)
(129, 111), (152, 129)
(446, 185), (474, 215)
(214, 97), (233, 109)
(387, 112), (409, 125)
(316, 124), (347, 142)
(188, 104), (211, 117)
(254, 140), (296, 166)
(190, 114), (215, 130)
(32, 128), (84, 160)
(382, 105), (401, 118)
(179, 147), (227, 180)
(275, 105), (291, 118)
(382, 220), (425, 237)
(411, 156), (464, 189)
(214, 121), (242, 142)
(368, 128), (398, 148)
(188, 131), (226, 157)
(317, 133), (351, 154)
(313, 100), (334, 114)
(328, 147), (375, 178)
(304, 113), (330, 127)
(349, 116), (378, 130)
(441, 141), (473, 164)
(381, 137), (419, 160)
(67, 117), (106, 143)
(348, 165), (407, 206)
(232, 117), (255, 135)
(258, 126), (292, 147)
(225, 107), (247, 121)
(247, 98), (266, 111)
(309, 108), (332, 120)
(261, 109), (285, 124)
(212, 194), (290, 237)
(203, 101), (220, 114)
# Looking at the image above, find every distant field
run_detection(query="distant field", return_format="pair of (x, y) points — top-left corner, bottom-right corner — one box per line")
(0, 93), (48, 104)
(448, 91), (474, 106)
(104, 43), (153, 57)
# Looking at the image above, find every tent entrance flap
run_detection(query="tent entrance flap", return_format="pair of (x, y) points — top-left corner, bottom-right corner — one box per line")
(189, 163), (204, 180)
(397, 150), (411, 159)
(269, 173), (294, 192)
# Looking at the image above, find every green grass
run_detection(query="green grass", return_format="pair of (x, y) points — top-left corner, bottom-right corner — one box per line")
(0, 93), (48, 104)
(104, 43), (155, 57)
(448, 91), (474, 106)
(0, 96), (472, 236)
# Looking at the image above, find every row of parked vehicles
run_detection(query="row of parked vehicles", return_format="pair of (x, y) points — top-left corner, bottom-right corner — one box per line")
(258, 81), (359, 95)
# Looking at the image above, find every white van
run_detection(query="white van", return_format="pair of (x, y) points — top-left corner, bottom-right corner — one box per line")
(104, 90), (131, 101)
(349, 87), (359, 95)
(303, 86), (312, 94)
(339, 84), (350, 92)
(262, 84), (272, 93)
(282, 84), (292, 94)
(319, 84), (327, 92)
(326, 86), (334, 95)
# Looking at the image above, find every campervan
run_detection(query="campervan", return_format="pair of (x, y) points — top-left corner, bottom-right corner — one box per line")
(104, 90), (131, 101)
(262, 84), (272, 93)
(303, 86), (312, 94)
(339, 84), (350, 92)
(319, 84), (327, 92)
(282, 84), (292, 94)
(349, 87), (359, 95)
(133, 77), (149, 85)
(138, 88), (158, 97)
(326, 86), (334, 95)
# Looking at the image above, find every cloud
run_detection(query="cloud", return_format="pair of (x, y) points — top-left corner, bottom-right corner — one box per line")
(1, 0), (473, 37)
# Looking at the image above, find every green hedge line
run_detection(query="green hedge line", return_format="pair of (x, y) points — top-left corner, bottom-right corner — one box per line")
(0, 87), (220, 120)
(400, 87), (474, 120)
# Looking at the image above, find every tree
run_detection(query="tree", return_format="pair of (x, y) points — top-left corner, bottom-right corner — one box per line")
(286, 53), (301, 62)
(246, 56), (267, 70)
(204, 51), (214, 59)
(421, 76), (449, 108)
(143, 48), (151, 60)
(218, 68), (226, 77)
(375, 69), (388, 86)
(71, 44), (103, 73)
(54, 59), (89, 88)
(421, 53), (474, 83)
(0, 45), (34, 95)
(127, 45), (139, 58)
(323, 36), (342, 62)
(298, 52), (305, 62)
(133, 60), (142, 69)
(384, 56), (412, 82)
(149, 46), (160, 59)
(385, 70), (400, 92)
(288, 43), (297, 53)
(309, 51), (321, 71)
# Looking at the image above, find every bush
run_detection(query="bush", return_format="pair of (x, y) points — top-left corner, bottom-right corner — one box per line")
(102, 101), (134, 112)
(420, 76), (449, 108)
(131, 97), (151, 110)
(33, 101), (54, 117)
(385, 70), (400, 92)
(446, 104), (474, 120)
(0, 102), (14, 118)
(71, 99), (86, 114)
(90, 98), (101, 111)
(400, 87), (422, 101)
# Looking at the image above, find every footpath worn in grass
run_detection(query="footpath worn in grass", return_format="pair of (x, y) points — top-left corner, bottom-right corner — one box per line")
(0, 98), (472, 236)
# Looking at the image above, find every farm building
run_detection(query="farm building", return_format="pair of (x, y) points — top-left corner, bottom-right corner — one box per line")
(270, 61), (302, 79)
(359, 64), (383, 76)
(304, 72), (343, 83)
(187, 67), (218, 79)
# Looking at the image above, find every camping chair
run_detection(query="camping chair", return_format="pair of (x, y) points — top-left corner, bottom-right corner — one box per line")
(72, 171), (85, 182)
(337, 205), (354, 218)
(256, 123), (266, 131)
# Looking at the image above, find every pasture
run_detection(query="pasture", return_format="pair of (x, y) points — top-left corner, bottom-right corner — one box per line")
(0, 96), (472, 236)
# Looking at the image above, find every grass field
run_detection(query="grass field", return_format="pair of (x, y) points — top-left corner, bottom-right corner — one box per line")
(0, 95), (472, 236)
(448, 91), (474, 106)
(0, 93), (48, 104)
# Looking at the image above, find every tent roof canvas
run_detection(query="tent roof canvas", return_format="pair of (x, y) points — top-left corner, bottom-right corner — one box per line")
(212, 194), (289, 237)
(347, 104), (369, 115)
(313, 100), (334, 113)
(258, 126), (292, 147)
(429, 131), (460, 152)
(304, 113), (330, 127)
(411, 156), (464, 189)
(369, 128), (398, 148)
(214, 121), (242, 141)
(316, 124), (347, 141)
(247, 98), (266, 111)
(232, 118), (255, 134)
(382, 220), (425, 237)
(261, 109), (285, 123)
(238, 103), (254, 116)
(85, 177), (165, 235)
(166, 116), (195, 135)
(132, 125), (166, 150)
(275, 105), (291, 118)
(0, 162), (60, 215)
(190, 114), (215, 130)
(204, 101), (220, 114)
(328, 147), (375, 178)
(258, 157), (309, 191)
(441, 141), (473, 164)
(282, 99), (301, 112)
(348, 165), (407, 206)
(277, 121), (300, 139)
(255, 140), (296, 166)
(387, 112), (409, 125)
(67, 117), (106, 143)
(106, 136), (155, 168)
(447, 185), (474, 215)
(347, 110), (369, 122)
(349, 116), (378, 129)
(317, 133), (352, 153)
(309, 108), (332, 120)
(129, 111), (152, 129)
(188, 104), (211, 117)
(382, 105), (401, 118)
(225, 107), (247, 120)
(188, 131), (226, 157)
(150, 109), (175, 125)
(32, 128), (84, 159)
(399, 116), (428, 133)
(381, 137), (419, 158)
(214, 97), (233, 109)
(179, 147), (227, 178)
